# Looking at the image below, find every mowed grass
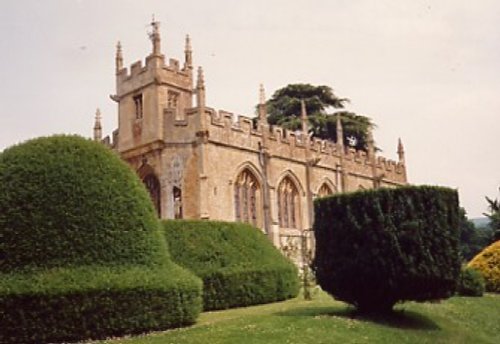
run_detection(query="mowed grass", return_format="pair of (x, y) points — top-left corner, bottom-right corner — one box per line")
(96, 291), (500, 344)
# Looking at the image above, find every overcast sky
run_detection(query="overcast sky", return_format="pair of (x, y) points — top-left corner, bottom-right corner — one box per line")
(1, 0), (498, 218)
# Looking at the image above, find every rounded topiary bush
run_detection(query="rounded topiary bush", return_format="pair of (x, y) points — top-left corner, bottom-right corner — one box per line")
(0, 135), (202, 344)
(456, 267), (485, 296)
(468, 240), (500, 293)
(162, 220), (299, 311)
(313, 185), (461, 313)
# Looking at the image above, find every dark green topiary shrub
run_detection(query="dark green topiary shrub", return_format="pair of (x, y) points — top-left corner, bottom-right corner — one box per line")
(0, 135), (202, 344)
(162, 220), (299, 310)
(457, 267), (485, 296)
(313, 185), (461, 313)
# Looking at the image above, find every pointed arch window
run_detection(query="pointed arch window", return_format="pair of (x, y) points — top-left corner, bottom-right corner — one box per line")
(318, 183), (334, 198)
(133, 94), (143, 119)
(143, 173), (161, 216)
(234, 169), (261, 227)
(278, 177), (301, 229)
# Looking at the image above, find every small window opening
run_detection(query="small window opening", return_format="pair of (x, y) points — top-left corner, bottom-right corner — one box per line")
(133, 94), (143, 119)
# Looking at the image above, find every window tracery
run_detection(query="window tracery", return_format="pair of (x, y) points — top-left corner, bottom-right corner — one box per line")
(278, 177), (300, 229)
(234, 169), (261, 227)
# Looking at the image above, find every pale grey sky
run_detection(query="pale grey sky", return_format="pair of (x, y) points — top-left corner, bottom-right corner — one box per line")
(0, 0), (498, 218)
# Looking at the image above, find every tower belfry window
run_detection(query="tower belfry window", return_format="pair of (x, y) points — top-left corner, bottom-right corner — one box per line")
(133, 94), (143, 119)
(168, 91), (179, 111)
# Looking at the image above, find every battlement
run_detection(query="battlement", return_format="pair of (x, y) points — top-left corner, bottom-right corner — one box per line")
(114, 30), (193, 98)
(117, 57), (191, 83)
(106, 24), (407, 189)
(194, 106), (405, 175)
(377, 156), (401, 173)
(99, 23), (409, 242)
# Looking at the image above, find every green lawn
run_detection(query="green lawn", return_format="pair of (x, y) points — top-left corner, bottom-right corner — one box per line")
(97, 291), (500, 344)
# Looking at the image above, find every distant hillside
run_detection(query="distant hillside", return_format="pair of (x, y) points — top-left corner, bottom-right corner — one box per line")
(471, 217), (491, 228)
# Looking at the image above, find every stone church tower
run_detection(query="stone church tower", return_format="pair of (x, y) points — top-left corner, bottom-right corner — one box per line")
(97, 21), (408, 256)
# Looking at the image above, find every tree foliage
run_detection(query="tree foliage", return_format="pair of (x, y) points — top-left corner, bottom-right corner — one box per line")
(485, 191), (500, 242)
(264, 84), (373, 150)
(313, 186), (461, 313)
(459, 208), (494, 261)
(456, 266), (485, 297)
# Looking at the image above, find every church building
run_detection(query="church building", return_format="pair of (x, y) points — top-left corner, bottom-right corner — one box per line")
(94, 21), (408, 254)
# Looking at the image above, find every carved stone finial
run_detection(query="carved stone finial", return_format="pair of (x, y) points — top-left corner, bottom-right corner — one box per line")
(115, 41), (123, 72)
(184, 34), (193, 70)
(196, 66), (205, 89)
(148, 16), (161, 55)
(300, 99), (309, 135)
(259, 84), (266, 105)
(196, 67), (206, 108)
(300, 99), (307, 120)
(258, 84), (267, 122)
(397, 137), (405, 163)
(367, 126), (375, 158)
(93, 108), (102, 142)
(336, 112), (344, 152)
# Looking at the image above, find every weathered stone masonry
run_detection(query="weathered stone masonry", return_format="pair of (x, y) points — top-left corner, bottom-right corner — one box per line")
(95, 22), (408, 256)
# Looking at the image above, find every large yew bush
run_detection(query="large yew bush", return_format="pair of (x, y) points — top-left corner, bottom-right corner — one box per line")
(0, 135), (202, 344)
(468, 240), (500, 293)
(313, 186), (461, 313)
(163, 220), (299, 310)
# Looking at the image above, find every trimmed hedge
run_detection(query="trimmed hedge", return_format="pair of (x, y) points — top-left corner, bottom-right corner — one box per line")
(0, 135), (166, 272)
(456, 266), (485, 297)
(468, 240), (500, 293)
(313, 185), (461, 312)
(0, 265), (201, 343)
(162, 220), (299, 310)
(0, 136), (202, 343)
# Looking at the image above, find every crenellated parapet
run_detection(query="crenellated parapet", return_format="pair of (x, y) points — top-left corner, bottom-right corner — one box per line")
(101, 22), (407, 200)
(115, 56), (193, 98)
(117, 56), (191, 80)
(184, 104), (407, 184)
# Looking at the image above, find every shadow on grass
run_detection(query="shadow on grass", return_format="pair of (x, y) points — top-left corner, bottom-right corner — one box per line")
(276, 306), (440, 331)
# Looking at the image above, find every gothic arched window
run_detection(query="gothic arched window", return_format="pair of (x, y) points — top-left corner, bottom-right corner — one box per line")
(143, 174), (161, 217)
(234, 169), (261, 227)
(317, 183), (334, 198)
(278, 177), (301, 229)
